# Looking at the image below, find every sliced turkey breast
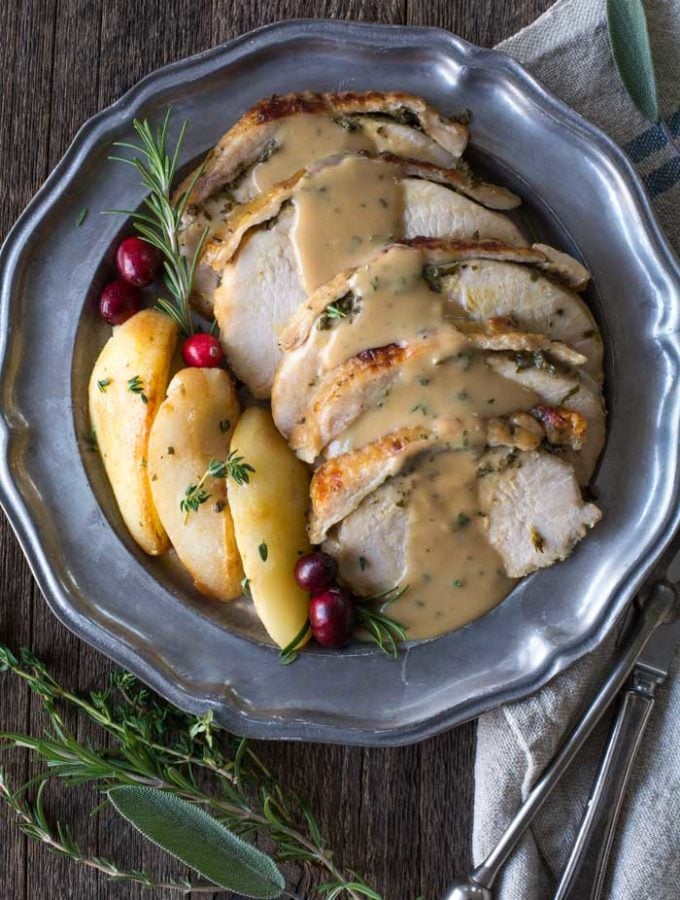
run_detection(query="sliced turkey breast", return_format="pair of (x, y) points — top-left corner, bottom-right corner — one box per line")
(214, 207), (302, 398)
(212, 163), (529, 399)
(322, 473), (412, 596)
(175, 90), (476, 272)
(281, 238), (589, 355)
(440, 258), (602, 383)
(532, 244), (590, 291)
(309, 418), (482, 544)
(203, 156), (524, 275)
(272, 238), (592, 433)
(176, 91), (470, 211)
(478, 449), (601, 577)
(486, 354), (605, 484)
(289, 329), (583, 464)
(322, 445), (599, 597)
(290, 331), (464, 462)
(183, 149), (517, 312)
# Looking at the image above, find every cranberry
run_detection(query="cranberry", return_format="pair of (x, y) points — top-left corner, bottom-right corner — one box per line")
(182, 333), (224, 368)
(116, 237), (161, 287)
(294, 552), (338, 592)
(99, 279), (142, 325)
(309, 587), (355, 649)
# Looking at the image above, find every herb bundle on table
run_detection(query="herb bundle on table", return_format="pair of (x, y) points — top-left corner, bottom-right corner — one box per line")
(0, 644), (381, 899)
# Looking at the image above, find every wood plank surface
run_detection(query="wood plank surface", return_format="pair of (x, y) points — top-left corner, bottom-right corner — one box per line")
(0, 1), (551, 898)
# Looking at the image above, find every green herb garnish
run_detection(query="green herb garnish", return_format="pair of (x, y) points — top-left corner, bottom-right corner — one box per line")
(86, 428), (98, 453)
(180, 452), (254, 522)
(127, 375), (148, 404)
(279, 621), (311, 665)
(0, 644), (379, 895)
(531, 527), (545, 553)
(97, 378), (111, 393)
(106, 110), (209, 337)
(317, 292), (357, 330)
(354, 585), (409, 658)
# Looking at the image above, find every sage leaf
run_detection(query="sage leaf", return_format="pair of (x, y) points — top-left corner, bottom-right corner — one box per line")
(107, 786), (284, 898)
(606, 0), (659, 121)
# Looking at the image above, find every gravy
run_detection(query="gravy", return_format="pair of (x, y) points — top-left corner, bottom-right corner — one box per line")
(334, 343), (539, 456)
(292, 156), (403, 291)
(306, 243), (539, 638)
(320, 245), (444, 371)
(393, 450), (516, 639)
(251, 114), (373, 194)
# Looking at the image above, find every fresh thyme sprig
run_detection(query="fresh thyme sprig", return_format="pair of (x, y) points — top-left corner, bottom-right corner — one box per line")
(226, 450), (256, 485)
(106, 109), (208, 336)
(180, 451), (255, 522)
(354, 585), (409, 658)
(0, 644), (380, 900)
(0, 775), (217, 894)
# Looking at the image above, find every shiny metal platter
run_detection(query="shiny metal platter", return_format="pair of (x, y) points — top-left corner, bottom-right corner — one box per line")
(1, 20), (680, 746)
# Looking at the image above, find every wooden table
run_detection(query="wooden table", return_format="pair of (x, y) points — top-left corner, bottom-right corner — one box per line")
(0, 2), (551, 897)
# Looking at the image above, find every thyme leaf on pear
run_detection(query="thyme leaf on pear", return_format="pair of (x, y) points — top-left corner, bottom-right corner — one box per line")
(127, 375), (148, 404)
(180, 452), (255, 522)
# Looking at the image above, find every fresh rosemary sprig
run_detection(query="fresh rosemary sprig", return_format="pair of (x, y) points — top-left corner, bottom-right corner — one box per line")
(106, 109), (209, 336)
(0, 644), (380, 899)
(354, 585), (409, 658)
(280, 622), (312, 666)
(180, 451), (255, 522)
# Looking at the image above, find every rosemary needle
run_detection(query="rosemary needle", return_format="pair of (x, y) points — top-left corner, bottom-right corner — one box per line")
(105, 109), (209, 337)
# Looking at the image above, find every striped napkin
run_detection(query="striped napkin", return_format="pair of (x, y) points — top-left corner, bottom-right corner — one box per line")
(471, 2), (680, 898)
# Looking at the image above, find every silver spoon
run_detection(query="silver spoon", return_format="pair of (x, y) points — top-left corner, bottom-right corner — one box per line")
(442, 581), (676, 900)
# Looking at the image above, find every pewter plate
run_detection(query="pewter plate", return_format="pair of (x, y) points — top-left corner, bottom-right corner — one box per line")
(2, 20), (680, 746)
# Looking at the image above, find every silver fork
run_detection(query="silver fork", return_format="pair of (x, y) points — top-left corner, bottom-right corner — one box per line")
(442, 579), (678, 900)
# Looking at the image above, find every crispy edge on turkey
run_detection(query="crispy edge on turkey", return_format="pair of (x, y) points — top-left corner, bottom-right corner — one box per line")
(478, 449), (601, 577)
(289, 329), (469, 461)
(175, 91), (471, 209)
(308, 418), (482, 544)
(486, 354), (605, 484)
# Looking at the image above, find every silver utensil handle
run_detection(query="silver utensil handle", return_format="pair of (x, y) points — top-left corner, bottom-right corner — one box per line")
(553, 669), (657, 900)
(469, 582), (675, 892)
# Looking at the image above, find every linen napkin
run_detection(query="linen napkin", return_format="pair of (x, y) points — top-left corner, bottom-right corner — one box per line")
(472, 3), (680, 898)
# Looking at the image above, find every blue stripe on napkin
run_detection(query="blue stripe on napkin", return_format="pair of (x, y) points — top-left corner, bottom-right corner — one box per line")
(645, 158), (680, 198)
(623, 111), (680, 163)
(621, 111), (680, 197)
